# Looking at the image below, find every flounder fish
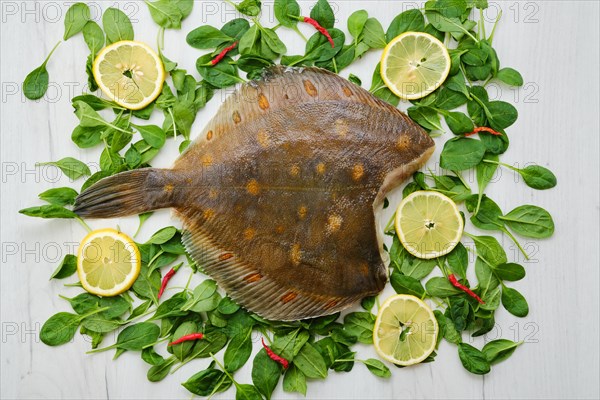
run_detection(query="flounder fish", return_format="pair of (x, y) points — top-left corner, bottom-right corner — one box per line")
(74, 66), (434, 320)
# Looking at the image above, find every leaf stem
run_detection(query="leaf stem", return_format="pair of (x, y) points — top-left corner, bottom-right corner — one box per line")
(453, 171), (471, 191)
(488, 9), (502, 44)
(500, 227), (529, 260)
(75, 217), (92, 233)
(42, 41), (61, 68)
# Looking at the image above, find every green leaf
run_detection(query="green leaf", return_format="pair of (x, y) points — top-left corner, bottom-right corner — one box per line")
(486, 101), (518, 130)
(482, 339), (521, 364)
(274, 0), (300, 28)
(426, 276), (461, 297)
(475, 257), (500, 295)
(236, 384), (263, 400)
(260, 27), (287, 55)
(133, 124), (166, 149)
(132, 265), (161, 303)
(440, 138), (486, 171)
(446, 243), (468, 278)
(283, 365), (306, 395)
(271, 329), (310, 361)
(186, 331), (228, 359)
(40, 312), (81, 346)
(370, 62), (400, 106)
(492, 263), (526, 281)
(141, 347), (165, 365)
(390, 270), (426, 297)
(183, 366), (232, 396)
(407, 106), (442, 131)
(496, 67), (523, 86)
(23, 51), (53, 101)
(81, 316), (122, 333)
(474, 154), (499, 213)
(63, 3), (90, 40)
(445, 111), (474, 135)
(38, 187), (78, 206)
(348, 10), (368, 41)
(401, 257), (436, 280)
(116, 322), (160, 351)
(470, 235), (507, 265)
(363, 359), (391, 378)
(145, 0), (185, 29)
(458, 343), (491, 375)
(234, 0), (262, 16)
(361, 18), (387, 49)
(500, 205), (555, 238)
(50, 254), (77, 279)
(310, 0), (335, 29)
(386, 9), (425, 42)
(294, 342), (328, 379)
(147, 357), (177, 382)
(448, 296), (469, 331)
(146, 226), (178, 244)
(434, 310), (462, 344)
(343, 312), (375, 344)
(425, 0), (467, 18)
(517, 165), (557, 190)
(102, 7), (134, 44)
(170, 321), (197, 361)
(252, 348), (282, 400)
(224, 328), (252, 372)
(82, 22), (104, 57)
(196, 54), (241, 88)
(435, 88), (468, 110)
(501, 287), (529, 317)
(19, 205), (77, 219)
(304, 28), (345, 62)
(479, 285), (501, 311)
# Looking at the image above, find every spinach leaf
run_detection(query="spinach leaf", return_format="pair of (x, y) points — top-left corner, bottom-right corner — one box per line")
(196, 54), (242, 88)
(500, 205), (555, 238)
(390, 269), (426, 297)
(283, 365), (306, 395)
(82, 21), (105, 56)
(445, 111), (474, 135)
(482, 339), (521, 364)
(147, 356), (177, 382)
(40, 312), (81, 346)
(102, 7), (134, 44)
(458, 343), (491, 375)
(294, 342), (328, 379)
(363, 359), (391, 378)
(50, 254), (77, 279)
(470, 235), (507, 265)
(446, 243), (468, 278)
(38, 187), (78, 206)
(63, 3), (91, 40)
(440, 138), (486, 171)
(386, 9), (425, 42)
(183, 366), (232, 396)
(496, 67), (523, 86)
(492, 263), (526, 281)
(348, 10), (368, 43)
(361, 18), (386, 49)
(224, 328), (252, 372)
(187, 25), (234, 49)
(407, 106), (442, 131)
(170, 321), (197, 361)
(426, 276), (461, 297)
(116, 322), (160, 351)
(474, 154), (499, 214)
(501, 287), (529, 317)
(252, 348), (282, 400)
(274, 0), (300, 28)
(233, 0), (262, 16)
(343, 312), (375, 344)
(370, 63), (400, 106)
(516, 165), (557, 190)
(23, 42), (60, 100)
(310, 0), (335, 29)
(19, 205), (77, 219)
(434, 310), (462, 344)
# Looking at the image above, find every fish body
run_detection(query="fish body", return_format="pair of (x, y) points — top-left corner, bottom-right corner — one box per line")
(75, 67), (434, 320)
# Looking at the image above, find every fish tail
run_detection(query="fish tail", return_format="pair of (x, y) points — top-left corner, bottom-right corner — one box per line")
(74, 168), (180, 219)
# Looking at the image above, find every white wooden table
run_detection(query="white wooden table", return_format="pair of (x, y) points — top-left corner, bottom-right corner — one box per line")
(1, 1), (599, 399)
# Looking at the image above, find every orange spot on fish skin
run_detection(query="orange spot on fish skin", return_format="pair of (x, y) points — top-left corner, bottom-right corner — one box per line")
(352, 164), (365, 181)
(258, 93), (270, 110)
(290, 164), (300, 177)
(275, 225), (285, 234)
(281, 291), (298, 304)
(203, 209), (215, 219)
(206, 130), (214, 140)
(342, 86), (353, 97)
(303, 80), (318, 97)
(232, 111), (242, 124)
(290, 244), (302, 265)
(243, 228), (256, 240)
(335, 119), (348, 137)
(324, 300), (338, 310)
(257, 129), (270, 148)
(219, 253), (234, 261)
(201, 154), (213, 166)
(327, 214), (343, 233)
(397, 135), (412, 151)
(163, 184), (174, 193)
(246, 179), (260, 195)
(316, 163), (326, 175)
(360, 262), (370, 276)
(244, 273), (262, 283)
(297, 206), (308, 219)
(208, 188), (218, 199)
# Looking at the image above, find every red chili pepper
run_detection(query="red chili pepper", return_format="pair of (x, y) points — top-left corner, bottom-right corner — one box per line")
(261, 338), (289, 369)
(211, 41), (238, 65)
(448, 274), (485, 304)
(158, 264), (181, 299)
(465, 126), (503, 137)
(303, 17), (335, 48)
(169, 333), (204, 346)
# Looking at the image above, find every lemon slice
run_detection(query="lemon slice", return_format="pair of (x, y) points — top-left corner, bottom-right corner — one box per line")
(373, 294), (438, 366)
(380, 32), (451, 100)
(93, 40), (165, 110)
(395, 191), (463, 259)
(77, 228), (141, 297)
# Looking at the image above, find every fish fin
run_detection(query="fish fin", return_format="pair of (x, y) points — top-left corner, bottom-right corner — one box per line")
(181, 223), (361, 321)
(74, 168), (180, 218)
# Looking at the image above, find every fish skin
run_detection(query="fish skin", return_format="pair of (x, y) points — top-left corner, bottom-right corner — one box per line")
(74, 66), (434, 320)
